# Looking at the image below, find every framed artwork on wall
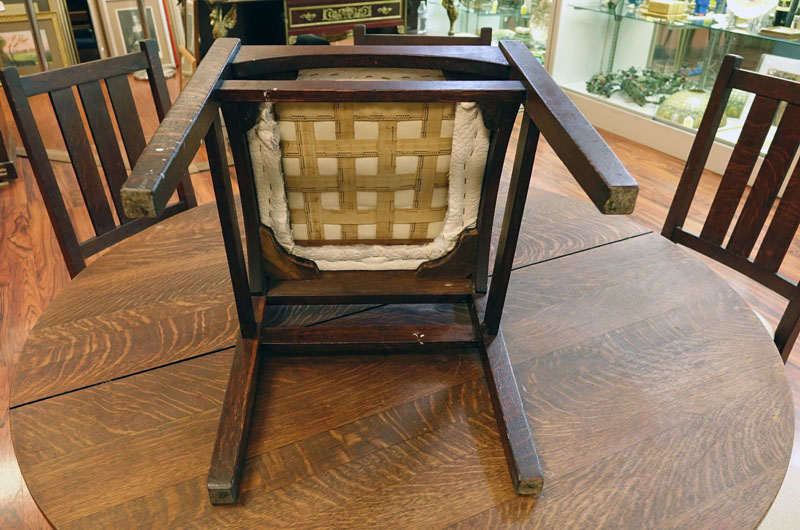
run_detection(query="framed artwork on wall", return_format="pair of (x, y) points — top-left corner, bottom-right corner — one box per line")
(100, 0), (176, 66)
(0, 12), (70, 74)
(0, 0), (79, 63)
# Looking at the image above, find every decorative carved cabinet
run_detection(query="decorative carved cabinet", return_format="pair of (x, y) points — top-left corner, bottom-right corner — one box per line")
(284, 0), (406, 42)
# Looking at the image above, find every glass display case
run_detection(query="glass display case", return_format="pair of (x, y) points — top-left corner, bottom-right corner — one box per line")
(549, 0), (800, 164)
(456, 0), (552, 61)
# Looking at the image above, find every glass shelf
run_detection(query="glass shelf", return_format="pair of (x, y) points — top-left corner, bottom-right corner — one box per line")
(552, 2), (800, 157)
(569, 4), (800, 50)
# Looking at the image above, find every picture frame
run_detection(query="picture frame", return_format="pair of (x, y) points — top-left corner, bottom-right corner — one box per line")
(0, 12), (70, 75)
(0, 0), (52, 16)
(0, 0), (79, 64)
(100, 0), (176, 67)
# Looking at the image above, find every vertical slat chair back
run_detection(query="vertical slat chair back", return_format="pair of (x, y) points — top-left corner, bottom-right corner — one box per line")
(0, 39), (196, 278)
(662, 54), (800, 363)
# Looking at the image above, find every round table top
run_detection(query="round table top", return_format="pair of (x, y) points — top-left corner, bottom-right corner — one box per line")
(10, 190), (793, 529)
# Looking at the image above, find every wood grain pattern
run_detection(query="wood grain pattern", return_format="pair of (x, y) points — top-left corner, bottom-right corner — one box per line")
(121, 38), (240, 218)
(8, 232), (792, 529)
(663, 54), (800, 362)
(499, 41), (638, 215)
(217, 80), (526, 103)
(0, 40), (196, 278)
(4, 79), (799, 528)
(231, 45), (511, 79)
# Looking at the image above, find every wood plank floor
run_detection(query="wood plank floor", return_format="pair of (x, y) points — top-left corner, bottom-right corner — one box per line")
(0, 75), (797, 528)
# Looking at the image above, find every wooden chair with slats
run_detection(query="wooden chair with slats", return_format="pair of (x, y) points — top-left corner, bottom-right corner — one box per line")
(663, 54), (800, 365)
(0, 39), (196, 278)
(353, 24), (492, 45)
(120, 39), (638, 505)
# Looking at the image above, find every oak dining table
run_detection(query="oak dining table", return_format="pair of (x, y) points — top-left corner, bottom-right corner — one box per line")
(9, 189), (793, 529)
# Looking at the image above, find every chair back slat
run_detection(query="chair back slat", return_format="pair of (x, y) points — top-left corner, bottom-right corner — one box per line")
(1, 39), (196, 277)
(755, 160), (800, 272)
(700, 95), (779, 245)
(663, 53), (800, 362)
(0, 66), (85, 275)
(49, 86), (117, 236)
(726, 103), (800, 257)
(77, 80), (130, 221)
(141, 39), (172, 121)
(19, 52), (149, 96)
(105, 74), (147, 168)
(140, 39), (197, 207)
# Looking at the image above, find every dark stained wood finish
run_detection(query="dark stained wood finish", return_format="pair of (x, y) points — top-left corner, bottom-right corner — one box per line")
(119, 41), (641, 503)
(499, 41), (638, 215)
(48, 87), (117, 236)
(222, 104), (265, 291)
(416, 228), (479, 279)
(259, 225), (320, 280)
(217, 80), (526, 103)
(206, 113), (256, 338)
(231, 45), (511, 79)
(18, 52), (149, 96)
(76, 80), (130, 220)
(662, 54), (742, 238)
(484, 116), (539, 334)
(121, 38), (240, 218)
(730, 69), (800, 105)
(267, 272), (474, 305)
(475, 102), (519, 293)
(261, 322), (479, 352)
(700, 94), (778, 245)
(0, 66), (85, 275)
(663, 54), (800, 363)
(476, 325), (543, 495)
(0, 40), (196, 278)
(207, 298), (265, 504)
(727, 103), (800, 257)
(104, 74), (148, 167)
(7, 208), (792, 528)
(6, 85), (800, 527)
(353, 24), (492, 45)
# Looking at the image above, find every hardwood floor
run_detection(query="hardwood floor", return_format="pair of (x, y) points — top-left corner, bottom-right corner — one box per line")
(0, 75), (797, 528)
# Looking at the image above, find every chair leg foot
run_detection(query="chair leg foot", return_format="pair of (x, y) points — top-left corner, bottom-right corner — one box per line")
(207, 333), (262, 505)
(481, 328), (544, 496)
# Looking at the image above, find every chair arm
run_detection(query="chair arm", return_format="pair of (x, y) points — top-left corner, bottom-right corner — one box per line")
(499, 41), (638, 214)
(121, 38), (241, 218)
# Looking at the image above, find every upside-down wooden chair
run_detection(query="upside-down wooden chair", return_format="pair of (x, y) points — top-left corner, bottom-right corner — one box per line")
(120, 39), (638, 504)
(353, 24), (492, 45)
(663, 54), (800, 365)
(0, 40), (196, 278)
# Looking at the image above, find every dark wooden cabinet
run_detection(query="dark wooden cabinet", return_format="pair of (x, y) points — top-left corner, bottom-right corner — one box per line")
(284, 0), (405, 41)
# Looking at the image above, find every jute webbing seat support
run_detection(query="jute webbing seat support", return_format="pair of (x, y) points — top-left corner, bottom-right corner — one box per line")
(120, 40), (638, 505)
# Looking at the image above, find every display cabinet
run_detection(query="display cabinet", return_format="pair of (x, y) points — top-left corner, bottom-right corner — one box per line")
(456, 0), (551, 61)
(549, 0), (800, 171)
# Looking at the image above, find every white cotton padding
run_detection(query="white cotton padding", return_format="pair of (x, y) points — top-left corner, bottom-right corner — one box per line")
(247, 69), (490, 271)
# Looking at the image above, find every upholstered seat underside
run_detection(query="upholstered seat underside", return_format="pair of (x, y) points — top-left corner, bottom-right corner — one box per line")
(248, 68), (490, 270)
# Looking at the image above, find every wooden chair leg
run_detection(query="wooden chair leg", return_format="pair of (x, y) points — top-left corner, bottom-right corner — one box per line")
(775, 296), (800, 364)
(207, 331), (262, 504)
(480, 328), (543, 495)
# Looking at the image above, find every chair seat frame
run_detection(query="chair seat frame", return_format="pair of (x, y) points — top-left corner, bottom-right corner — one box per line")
(121, 39), (638, 504)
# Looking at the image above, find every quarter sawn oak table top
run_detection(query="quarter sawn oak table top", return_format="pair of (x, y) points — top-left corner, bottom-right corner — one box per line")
(10, 190), (794, 529)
